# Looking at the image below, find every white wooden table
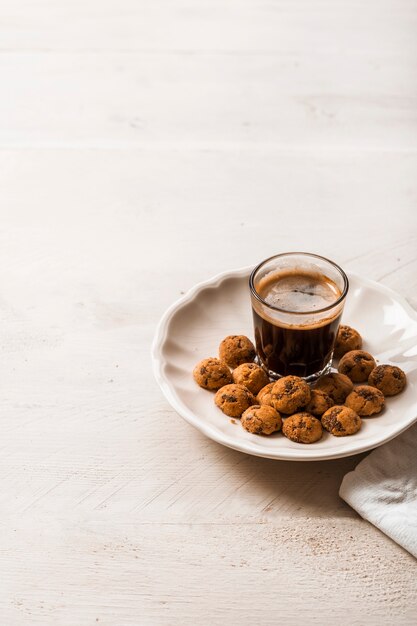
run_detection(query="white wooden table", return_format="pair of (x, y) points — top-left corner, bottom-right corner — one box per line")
(1, 1), (416, 624)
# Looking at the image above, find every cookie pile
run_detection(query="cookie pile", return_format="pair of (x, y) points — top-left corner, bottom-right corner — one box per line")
(192, 326), (407, 444)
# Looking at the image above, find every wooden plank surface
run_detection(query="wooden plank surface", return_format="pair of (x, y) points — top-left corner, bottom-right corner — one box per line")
(0, 1), (416, 624)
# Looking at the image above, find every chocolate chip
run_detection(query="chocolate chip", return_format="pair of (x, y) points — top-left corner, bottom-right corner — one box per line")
(356, 388), (377, 401)
(222, 394), (237, 403)
(372, 367), (385, 384)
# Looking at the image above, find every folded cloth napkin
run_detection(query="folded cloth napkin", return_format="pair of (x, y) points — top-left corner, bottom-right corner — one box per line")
(339, 423), (417, 559)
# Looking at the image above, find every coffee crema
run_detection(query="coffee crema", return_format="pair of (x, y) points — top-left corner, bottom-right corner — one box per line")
(257, 270), (341, 314)
(252, 270), (342, 378)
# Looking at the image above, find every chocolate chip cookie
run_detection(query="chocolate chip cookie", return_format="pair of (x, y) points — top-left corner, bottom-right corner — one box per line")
(321, 405), (361, 436)
(345, 385), (385, 416)
(218, 335), (256, 369)
(214, 383), (256, 418)
(256, 382), (275, 404)
(334, 325), (363, 359)
(314, 373), (353, 403)
(256, 383), (283, 412)
(193, 357), (232, 391)
(368, 364), (407, 397)
(282, 412), (323, 444)
(338, 350), (376, 383)
(305, 389), (334, 417)
(232, 362), (270, 395)
(241, 405), (282, 435)
(270, 376), (311, 414)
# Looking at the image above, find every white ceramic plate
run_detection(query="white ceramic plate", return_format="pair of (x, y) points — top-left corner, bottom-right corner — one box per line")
(152, 267), (417, 461)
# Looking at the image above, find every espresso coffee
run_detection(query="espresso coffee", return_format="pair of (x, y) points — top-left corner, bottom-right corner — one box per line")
(252, 270), (342, 378)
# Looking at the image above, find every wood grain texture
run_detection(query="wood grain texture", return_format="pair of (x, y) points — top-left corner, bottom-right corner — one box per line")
(0, 0), (416, 624)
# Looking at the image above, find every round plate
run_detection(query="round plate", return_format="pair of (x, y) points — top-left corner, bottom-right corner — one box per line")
(152, 267), (417, 460)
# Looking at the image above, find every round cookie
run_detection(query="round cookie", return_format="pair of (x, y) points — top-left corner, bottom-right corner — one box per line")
(256, 382), (274, 404)
(321, 405), (361, 436)
(368, 364), (406, 397)
(218, 335), (256, 369)
(305, 389), (334, 417)
(193, 357), (232, 391)
(214, 383), (256, 418)
(314, 373), (353, 403)
(241, 405), (282, 435)
(257, 383), (284, 412)
(232, 362), (270, 395)
(334, 325), (363, 359)
(338, 350), (376, 383)
(282, 412), (323, 444)
(345, 385), (385, 417)
(270, 376), (311, 414)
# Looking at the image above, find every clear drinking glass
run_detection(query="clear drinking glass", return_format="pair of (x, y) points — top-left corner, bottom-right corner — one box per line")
(249, 252), (349, 381)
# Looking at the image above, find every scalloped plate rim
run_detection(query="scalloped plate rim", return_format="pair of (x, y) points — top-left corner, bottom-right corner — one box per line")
(151, 266), (417, 461)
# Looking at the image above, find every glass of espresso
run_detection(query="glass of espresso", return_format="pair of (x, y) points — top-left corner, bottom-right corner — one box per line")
(249, 252), (349, 381)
